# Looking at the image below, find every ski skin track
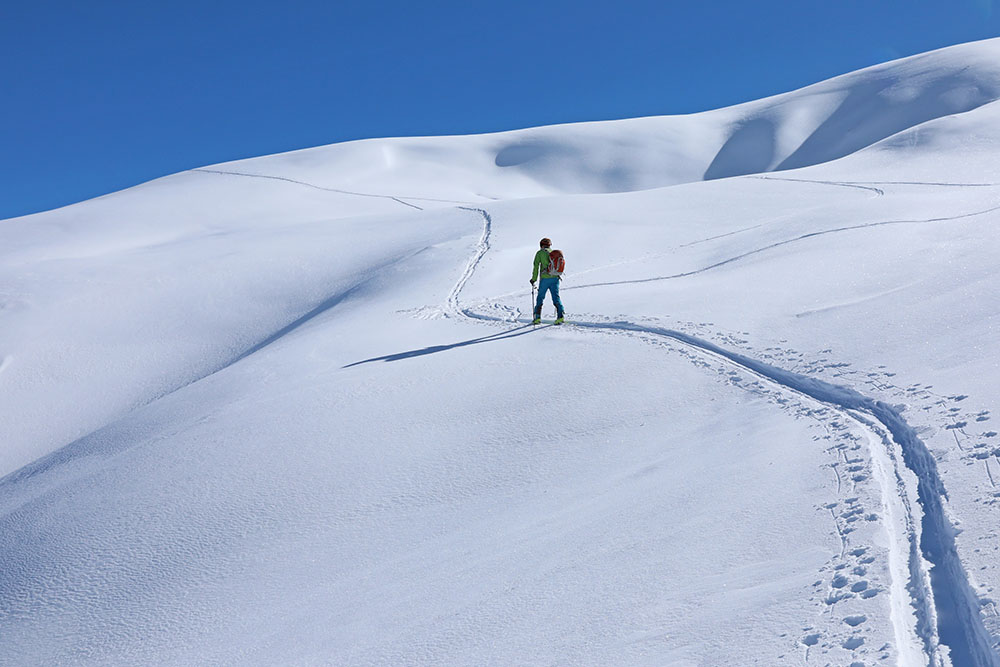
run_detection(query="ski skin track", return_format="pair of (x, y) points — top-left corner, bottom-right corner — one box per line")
(852, 411), (930, 667)
(452, 206), (1000, 667)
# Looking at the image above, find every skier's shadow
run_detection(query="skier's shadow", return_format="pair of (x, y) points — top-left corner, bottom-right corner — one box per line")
(343, 323), (547, 367)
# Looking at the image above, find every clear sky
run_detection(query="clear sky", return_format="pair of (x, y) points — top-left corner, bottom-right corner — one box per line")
(2, 0), (999, 220)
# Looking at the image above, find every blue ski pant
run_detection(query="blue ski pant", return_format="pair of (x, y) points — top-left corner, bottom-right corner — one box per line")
(535, 277), (564, 316)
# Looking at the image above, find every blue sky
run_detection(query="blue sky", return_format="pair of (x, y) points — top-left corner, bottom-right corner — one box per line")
(2, 0), (999, 220)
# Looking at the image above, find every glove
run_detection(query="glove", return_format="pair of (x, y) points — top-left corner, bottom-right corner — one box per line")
(529, 279), (536, 286)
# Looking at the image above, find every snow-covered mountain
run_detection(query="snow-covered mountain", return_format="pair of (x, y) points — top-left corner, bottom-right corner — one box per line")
(3, 37), (1000, 666)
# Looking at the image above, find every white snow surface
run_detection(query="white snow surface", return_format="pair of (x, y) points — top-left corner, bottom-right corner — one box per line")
(3, 38), (1000, 666)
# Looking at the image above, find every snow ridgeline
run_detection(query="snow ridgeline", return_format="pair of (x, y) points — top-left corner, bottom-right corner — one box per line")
(193, 38), (1000, 204)
(453, 207), (1000, 666)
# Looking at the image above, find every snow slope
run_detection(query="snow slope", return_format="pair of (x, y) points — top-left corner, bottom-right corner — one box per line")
(3, 38), (1000, 666)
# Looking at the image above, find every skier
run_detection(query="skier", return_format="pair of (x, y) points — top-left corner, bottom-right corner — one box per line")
(529, 237), (565, 325)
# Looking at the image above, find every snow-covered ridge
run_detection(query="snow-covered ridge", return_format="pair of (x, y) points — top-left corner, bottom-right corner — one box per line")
(201, 38), (1000, 200)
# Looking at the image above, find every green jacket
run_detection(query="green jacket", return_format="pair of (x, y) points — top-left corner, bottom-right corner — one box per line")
(531, 248), (557, 281)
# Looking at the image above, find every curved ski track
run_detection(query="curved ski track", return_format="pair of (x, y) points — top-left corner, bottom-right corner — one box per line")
(451, 206), (1000, 667)
(568, 202), (1000, 291)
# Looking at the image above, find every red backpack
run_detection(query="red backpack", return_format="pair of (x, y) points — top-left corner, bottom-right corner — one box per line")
(547, 249), (565, 276)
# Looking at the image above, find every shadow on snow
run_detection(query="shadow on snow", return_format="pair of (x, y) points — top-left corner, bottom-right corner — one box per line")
(343, 323), (546, 367)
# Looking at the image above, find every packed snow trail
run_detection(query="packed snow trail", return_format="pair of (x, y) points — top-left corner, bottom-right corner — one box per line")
(449, 206), (1000, 666)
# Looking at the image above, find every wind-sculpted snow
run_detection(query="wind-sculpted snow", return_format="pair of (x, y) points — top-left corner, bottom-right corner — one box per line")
(200, 39), (1000, 201)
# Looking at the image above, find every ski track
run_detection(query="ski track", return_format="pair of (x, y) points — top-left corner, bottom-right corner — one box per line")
(754, 177), (1000, 192)
(818, 181), (1000, 188)
(568, 202), (1000, 291)
(193, 168), (480, 210)
(752, 175), (887, 196)
(517, 175), (882, 289)
(450, 206), (1000, 666)
(447, 207), (493, 318)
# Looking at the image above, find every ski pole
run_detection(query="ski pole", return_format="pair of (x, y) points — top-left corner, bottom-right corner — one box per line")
(531, 283), (536, 320)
